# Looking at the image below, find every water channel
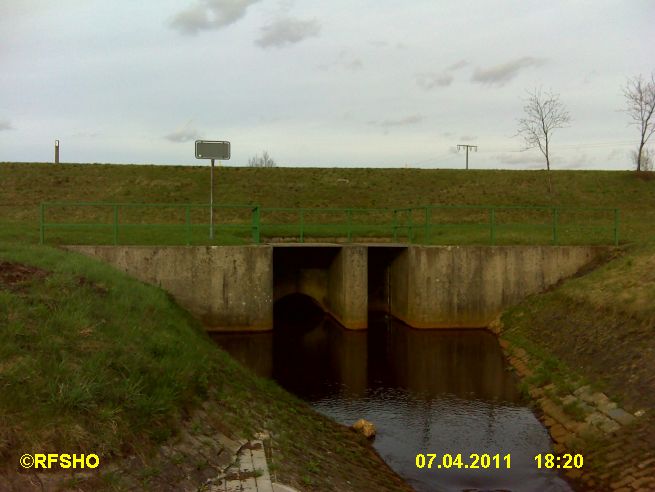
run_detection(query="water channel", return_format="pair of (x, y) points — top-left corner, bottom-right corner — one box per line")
(212, 296), (573, 492)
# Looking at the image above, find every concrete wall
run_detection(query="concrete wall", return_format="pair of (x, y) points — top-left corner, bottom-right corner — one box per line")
(65, 244), (609, 332)
(327, 246), (368, 329)
(65, 245), (273, 331)
(389, 245), (609, 328)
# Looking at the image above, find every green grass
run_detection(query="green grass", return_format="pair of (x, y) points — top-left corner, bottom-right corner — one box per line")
(2, 163), (652, 246)
(562, 400), (587, 422)
(500, 241), (655, 413)
(0, 244), (222, 457)
(0, 243), (411, 490)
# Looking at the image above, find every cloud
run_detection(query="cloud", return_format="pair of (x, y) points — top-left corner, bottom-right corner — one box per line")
(369, 40), (406, 50)
(471, 57), (546, 87)
(415, 60), (469, 91)
(459, 135), (476, 142)
(165, 122), (200, 143)
(344, 58), (363, 70)
(560, 153), (591, 169)
(369, 114), (423, 134)
(606, 148), (625, 161)
(495, 151), (544, 166)
(448, 60), (469, 71)
(170, 0), (259, 35)
(256, 17), (320, 48)
(317, 51), (363, 72)
(0, 120), (13, 131)
(416, 72), (453, 90)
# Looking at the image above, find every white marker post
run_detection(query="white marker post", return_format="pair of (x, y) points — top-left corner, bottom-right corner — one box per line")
(195, 140), (230, 241)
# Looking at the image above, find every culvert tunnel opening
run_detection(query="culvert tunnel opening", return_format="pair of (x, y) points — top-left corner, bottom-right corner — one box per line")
(272, 246), (339, 327)
(273, 293), (326, 330)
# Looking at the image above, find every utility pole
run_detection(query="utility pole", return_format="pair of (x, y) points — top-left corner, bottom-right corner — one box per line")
(210, 158), (214, 240)
(457, 144), (477, 170)
(55, 140), (60, 164)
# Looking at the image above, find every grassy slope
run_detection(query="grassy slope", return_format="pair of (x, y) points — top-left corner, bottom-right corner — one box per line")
(0, 245), (218, 455)
(0, 244), (409, 491)
(501, 242), (655, 412)
(1, 163), (654, 245)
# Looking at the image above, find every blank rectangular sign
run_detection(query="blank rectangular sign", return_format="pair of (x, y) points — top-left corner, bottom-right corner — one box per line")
(195, 140), (230, 160)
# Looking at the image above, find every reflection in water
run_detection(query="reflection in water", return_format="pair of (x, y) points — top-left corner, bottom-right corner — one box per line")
(213, 308), (572, 492)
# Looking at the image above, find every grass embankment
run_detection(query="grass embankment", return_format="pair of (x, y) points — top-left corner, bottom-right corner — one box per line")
(499, 243), (655, 488)
(2, 163), (653, 246)
(0, 244), (409, 491)
(502, 243), (655, 414)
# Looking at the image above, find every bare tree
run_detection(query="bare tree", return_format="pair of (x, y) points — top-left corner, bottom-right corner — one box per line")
(631, 147), (653, 172)
(623, 73), (655, 172)
(516, 88), (571, 170)
(248, 151), (277, 168)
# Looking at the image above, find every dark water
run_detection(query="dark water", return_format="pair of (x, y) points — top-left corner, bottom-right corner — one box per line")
(212, 306), (572, 492)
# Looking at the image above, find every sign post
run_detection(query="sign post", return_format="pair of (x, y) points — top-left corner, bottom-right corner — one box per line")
(195, 140), (230, 240)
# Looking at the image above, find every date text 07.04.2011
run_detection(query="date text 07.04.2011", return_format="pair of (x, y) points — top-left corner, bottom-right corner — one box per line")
(415, 453), (511, 470)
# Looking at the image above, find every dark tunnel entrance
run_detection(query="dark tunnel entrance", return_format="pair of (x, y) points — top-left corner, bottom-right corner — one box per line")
(273, 293), (326, 329)
(273, 246), (340, 327)
(273, 245), (406, 329)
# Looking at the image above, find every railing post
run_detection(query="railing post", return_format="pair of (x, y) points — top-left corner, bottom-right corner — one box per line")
(185, 205), (191, 245)
(252, 206), (260, 244)
(408, 209), (414, 243)
(424, 207), (429, 245)
(300, 209), (304, 243)
(39, 203), (45, 245)
(392, 209), (398, 242)
(614, 208), (619, 246)
(347, 209), (352, 242)
(489, 207), (496, 245)
(113, 204), (119, 245)
(552, 207), (559, 245)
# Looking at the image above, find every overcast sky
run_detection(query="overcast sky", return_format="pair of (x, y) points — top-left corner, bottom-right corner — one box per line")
(1, 0), (653, 169)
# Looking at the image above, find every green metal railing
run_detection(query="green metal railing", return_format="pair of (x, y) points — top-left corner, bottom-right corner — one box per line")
(39, 202), (259, 246)
(39, 202), (620, 246)
(391, 205), (620, 246)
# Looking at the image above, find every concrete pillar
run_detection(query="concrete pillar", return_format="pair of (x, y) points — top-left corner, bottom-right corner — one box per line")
(327, 246), (368, 329)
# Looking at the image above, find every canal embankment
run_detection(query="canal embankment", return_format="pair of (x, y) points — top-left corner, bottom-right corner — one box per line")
(497, 244), (655, 491)
(0, 244), (411, 491)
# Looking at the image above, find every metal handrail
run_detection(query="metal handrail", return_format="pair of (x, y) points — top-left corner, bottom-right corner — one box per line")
(39, 202), (620, 246)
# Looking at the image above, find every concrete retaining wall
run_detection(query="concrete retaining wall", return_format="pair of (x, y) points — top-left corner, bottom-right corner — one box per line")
(389, 245), (609, 328)
(65, 244), (610, 331)
(65, 245), (273, 331)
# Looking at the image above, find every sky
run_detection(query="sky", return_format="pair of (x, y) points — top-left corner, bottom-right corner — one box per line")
(1, 0), (654, 169)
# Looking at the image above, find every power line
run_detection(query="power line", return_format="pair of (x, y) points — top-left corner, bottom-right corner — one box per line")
(478, 140), (635, 153)
(407, 139), (638, 167)
(411, 151), (460, 166)
(457, 144), (478, 169)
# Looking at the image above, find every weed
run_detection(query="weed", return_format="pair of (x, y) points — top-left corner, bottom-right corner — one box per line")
(307, 459), (320, 474)
(562, 400), (587, 422)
